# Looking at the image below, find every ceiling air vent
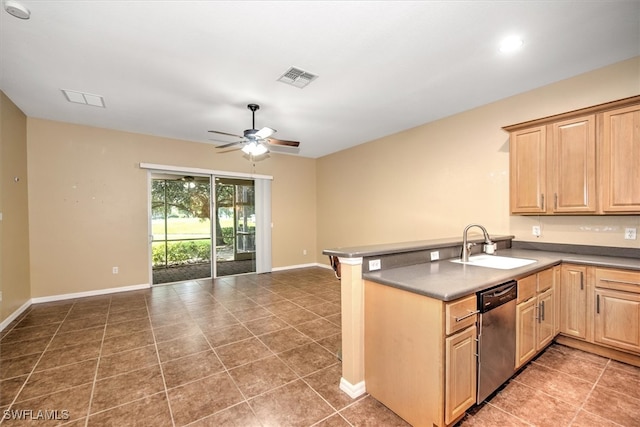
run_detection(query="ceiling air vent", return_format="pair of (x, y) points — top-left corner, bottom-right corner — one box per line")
(277, 67), (318, 89)
(62, 89), (105, 107)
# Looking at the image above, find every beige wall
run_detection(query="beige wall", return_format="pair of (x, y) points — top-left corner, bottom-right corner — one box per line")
(316, 57), (640, 255)
(4, 56), (640, 307)
(0, 92), (31, 322)
(27, 119), (317, 298)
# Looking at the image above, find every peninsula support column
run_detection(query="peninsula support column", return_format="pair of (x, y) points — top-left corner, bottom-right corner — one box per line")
(338, 256), (366, 398)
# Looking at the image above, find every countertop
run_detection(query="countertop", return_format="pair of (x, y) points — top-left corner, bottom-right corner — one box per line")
(363, 248), (640, 301)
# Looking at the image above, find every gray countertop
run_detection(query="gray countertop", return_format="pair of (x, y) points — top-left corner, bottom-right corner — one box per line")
(362, 248), (640, 301)
(323, 235), (514, 258)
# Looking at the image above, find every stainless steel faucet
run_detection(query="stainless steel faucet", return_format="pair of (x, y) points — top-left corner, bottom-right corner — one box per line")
(461, 223), (494, 262)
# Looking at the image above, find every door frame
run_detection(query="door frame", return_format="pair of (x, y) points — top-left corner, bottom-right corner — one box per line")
(142, 163), (273, 285)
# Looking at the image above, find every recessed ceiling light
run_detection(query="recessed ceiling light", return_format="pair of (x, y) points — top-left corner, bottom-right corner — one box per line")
(61, 89), (106, 108)
(499, 36), (524, 53)
(4, 0), (30, 19)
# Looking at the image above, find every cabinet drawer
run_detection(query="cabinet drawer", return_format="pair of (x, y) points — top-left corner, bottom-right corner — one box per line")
(537, 268), (554, 293)
(446, 295), (477, 335)
(517, 275), (537, 304)
(595, 268), (640, 294)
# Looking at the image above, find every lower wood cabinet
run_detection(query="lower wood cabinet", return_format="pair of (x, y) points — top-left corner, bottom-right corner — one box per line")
(515, 268), (556, 369)
(594, 268), (640, 353)
(364, 280), (477, 427)
(560, 264), (589, 339)
(445, 325), (477, 424)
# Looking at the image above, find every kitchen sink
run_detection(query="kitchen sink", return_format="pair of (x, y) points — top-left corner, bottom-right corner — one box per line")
(451, 254), (537, 270)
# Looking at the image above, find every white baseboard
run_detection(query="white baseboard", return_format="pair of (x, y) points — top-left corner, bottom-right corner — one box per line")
(340, 378), (366, 398)
(31, 283), (151, 304)
(272, 262), (327, 271)
(0, 300), (31, 332)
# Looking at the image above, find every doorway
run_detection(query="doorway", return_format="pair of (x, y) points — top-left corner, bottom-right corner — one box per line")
(150, 174), (212, 284)
(214, 177), (256, 276)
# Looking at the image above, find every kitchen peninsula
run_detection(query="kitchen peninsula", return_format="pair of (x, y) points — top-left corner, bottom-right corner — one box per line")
(324, 237), (640, 427)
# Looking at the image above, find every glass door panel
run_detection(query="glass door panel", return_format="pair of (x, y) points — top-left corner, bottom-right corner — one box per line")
(151, 174), (212, 284)
(215, 178), (256, 276)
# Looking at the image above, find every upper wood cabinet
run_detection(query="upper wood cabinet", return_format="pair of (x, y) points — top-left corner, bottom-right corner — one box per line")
(509, 126), (547, 213)
(505, 95), (640, 215)
(601, 104), (640, 213)
(551, 115), (597, 213)
(508, 115), (596, 214)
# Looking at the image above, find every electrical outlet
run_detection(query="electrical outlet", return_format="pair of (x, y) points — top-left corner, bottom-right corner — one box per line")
(430, 251), (440, 261)
(532, 226), (541, 237)
(368, 259), (381, 271)
(625, 228), (637, 240)
(112, 266), (119, 274)
(303, 249), (307, 255)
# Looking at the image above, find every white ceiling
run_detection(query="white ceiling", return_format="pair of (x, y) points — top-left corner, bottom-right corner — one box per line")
(1, 1), (639, 158)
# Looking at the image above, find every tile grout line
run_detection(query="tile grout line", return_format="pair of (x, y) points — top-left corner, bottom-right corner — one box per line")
(1, 301), (76, 425)
(566, 358), (611, 426)
(146, 287), (179, 427)
(83, 297), (116, 427)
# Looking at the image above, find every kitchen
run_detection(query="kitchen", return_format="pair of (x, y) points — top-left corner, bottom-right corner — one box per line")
(323, 91), (640, 425)
(1, 2), (639, 426)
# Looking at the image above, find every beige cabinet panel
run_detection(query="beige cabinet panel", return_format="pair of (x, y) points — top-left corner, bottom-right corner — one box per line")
(601, 104), (640, 213)
(364, 280), (477, 426)
(509, 126), (546, 214)
(516, 297), (537, 368)
(516, 269), (557, 369)
(445, 325), (477, 425)
(560, 265), (588, 339)
(551, 115), (597, 213)
(537, 288), (555, 349)
(594, 289), (640, 353)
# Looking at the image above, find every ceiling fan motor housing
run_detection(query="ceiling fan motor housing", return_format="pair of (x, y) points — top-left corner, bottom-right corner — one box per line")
(244, 129), (259, 140)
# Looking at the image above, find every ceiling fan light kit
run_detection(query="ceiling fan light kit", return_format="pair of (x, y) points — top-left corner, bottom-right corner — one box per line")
(242, 141), (268, 156)
(208, 104), (300, 160)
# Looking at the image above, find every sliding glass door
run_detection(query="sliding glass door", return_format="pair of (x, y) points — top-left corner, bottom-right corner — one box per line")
(150, 174), (212, 284)
(214, 178), (256, 276)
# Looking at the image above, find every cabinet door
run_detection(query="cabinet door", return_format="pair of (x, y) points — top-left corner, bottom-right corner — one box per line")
(445, 325), (477, 425)
(601, 104), (640, 213)
(550, 115), (597, 213)
(553, 266), (561, 335)
(516, 298), (537, 369)
(594, 289), (640, 353)
(560, 265), (588, 339)
(537, 288), (555, 350)
(510, 126), (547, 214)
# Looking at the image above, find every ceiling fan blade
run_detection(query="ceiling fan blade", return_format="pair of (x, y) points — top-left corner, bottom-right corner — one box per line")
(255, 127), (276, 139)
(266, 138), (300, 147)
(208, 130), (244, 139)
(218, 147), (242, 154)
(216, 141), (243, 149)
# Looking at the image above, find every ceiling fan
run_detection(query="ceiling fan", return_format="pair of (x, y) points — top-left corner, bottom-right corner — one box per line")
(208, 104), (300, 156)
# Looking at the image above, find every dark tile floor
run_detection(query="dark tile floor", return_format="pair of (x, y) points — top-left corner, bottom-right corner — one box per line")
(0, 268), (408, 426)
(457, 343), (640, 427)
(1, 267), (639, 426)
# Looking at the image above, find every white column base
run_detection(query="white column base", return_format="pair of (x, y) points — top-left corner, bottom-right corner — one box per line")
(340, 377), (366, 399)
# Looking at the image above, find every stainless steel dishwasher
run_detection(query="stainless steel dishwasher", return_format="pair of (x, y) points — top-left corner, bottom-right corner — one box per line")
(476, 280), (517, 403)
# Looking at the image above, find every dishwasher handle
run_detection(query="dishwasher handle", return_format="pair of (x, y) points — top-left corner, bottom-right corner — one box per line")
(492, 285), (516, 298)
